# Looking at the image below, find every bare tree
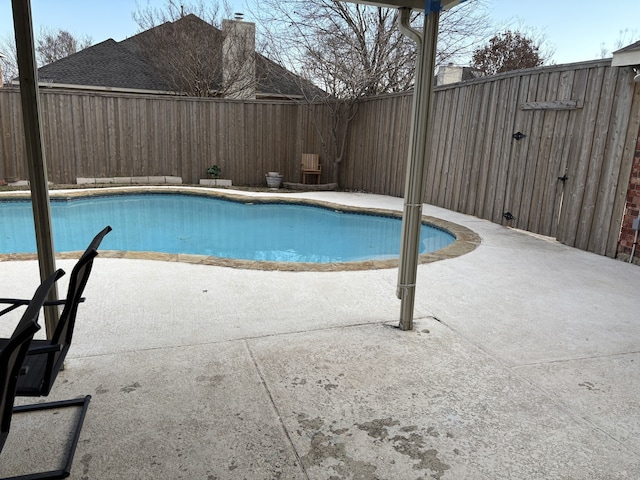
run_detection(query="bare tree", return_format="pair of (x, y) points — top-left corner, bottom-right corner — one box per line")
(257, 0), (491, 97)
(254, 0), (492, 185)
(261, 2), (417, 184)
(1, 28), (91, 84)
(436, 1), (496, 67)
(134, 0), (219, 27)
(0, 34), (18, 84)
(471, 30), (545, 76)
(35, 28), (92, 66)
(131, 0), (258, 97)
(599, 28), (639, 58)
(297, 4), (415, 97)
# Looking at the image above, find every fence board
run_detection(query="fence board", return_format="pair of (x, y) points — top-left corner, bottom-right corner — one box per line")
(528, 71), (560, 234)
(575, 67), (617, 251)
(493, 75), (520, 225)
(559, 66), (606, 247)
(432, 88), (453, 207)
(589, 71), (634, 254)
(540, 108), (569, 235)
(549, 69), (581, 238)
(476, 80), (501, 219)
(443, 88), (464, 209)
(452, 85), (471, 211)
(463, 81), (490, 216)
(450, 86), (473, 212)
(424, 90), (444, 205)
(512, 78), (537, 229)
(520, 73), (548, 232)
(488, 77), (514, 223)
(502, 75), (530, 224)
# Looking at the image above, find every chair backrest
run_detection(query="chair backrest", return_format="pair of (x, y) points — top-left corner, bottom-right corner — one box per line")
(301, 153), (320, 170)
(43, 226), (111, 392)
(0, 269), (64, 449)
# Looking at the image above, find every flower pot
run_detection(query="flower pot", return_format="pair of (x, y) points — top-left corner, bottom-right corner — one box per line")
(265, 174), (283, 188)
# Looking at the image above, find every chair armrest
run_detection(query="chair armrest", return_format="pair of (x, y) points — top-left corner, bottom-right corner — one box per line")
(0, 298), (30, 305)
(43, 297), (85, 306)
(0, 299), (29, 317)
(27, 344), (64, 355)
(0, 297), (85, 316)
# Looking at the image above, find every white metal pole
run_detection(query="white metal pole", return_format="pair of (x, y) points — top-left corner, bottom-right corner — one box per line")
(12, 0), (59, 338)
(397, 5), (440, 331)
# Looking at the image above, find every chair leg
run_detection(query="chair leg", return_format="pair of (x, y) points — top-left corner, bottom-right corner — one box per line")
(3, 396), (91, 480)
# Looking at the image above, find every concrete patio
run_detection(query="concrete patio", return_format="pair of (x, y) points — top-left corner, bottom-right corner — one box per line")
(1, 191), (639, 479)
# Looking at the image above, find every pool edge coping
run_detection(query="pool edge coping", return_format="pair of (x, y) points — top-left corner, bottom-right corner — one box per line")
(0, 186), (481, 271)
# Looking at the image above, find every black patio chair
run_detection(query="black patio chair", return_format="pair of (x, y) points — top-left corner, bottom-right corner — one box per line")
(0, 226), (112, 397)
(0, 268), (91, 480)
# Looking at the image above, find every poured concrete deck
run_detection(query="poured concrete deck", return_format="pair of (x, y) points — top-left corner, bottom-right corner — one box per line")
(0, 191), (639, 479)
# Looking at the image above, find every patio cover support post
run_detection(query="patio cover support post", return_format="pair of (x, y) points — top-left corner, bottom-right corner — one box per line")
(12, 0), (59, 338)
(396, 4), (440, 331)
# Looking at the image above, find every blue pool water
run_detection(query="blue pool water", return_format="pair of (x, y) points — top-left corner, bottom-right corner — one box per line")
(0, 194), (454, 263)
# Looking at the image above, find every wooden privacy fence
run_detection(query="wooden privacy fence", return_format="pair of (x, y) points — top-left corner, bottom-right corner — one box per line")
(0, 90), (332, 185)
(1, 59), (639, 258)
(345, 59), (640, 258)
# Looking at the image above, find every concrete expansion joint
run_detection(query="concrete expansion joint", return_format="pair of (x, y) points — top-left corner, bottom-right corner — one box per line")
(512, 350), (640, 369)
(244, 340), (311, 479)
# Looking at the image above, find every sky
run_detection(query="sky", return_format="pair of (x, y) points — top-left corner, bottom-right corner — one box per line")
(0, 0), (638, 65)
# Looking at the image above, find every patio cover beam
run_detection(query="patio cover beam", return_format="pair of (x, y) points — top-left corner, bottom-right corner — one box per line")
(395, 3), (440, 331)
(12, 0), (59, 338)
(341, 0), (467, 330)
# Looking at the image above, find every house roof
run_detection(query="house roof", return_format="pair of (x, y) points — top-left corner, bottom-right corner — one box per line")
(613, 40), (640, 54)
(611, 40), (640, 67)
(37, 39), (171, 91)
(31, 14), (318, 99)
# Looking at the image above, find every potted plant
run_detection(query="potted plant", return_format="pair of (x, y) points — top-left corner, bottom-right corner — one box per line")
(207, 165), (222, 179)
(200, 165), (232, 187)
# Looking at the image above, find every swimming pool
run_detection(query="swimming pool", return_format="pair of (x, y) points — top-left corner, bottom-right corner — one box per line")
(0, 191), (458, 266)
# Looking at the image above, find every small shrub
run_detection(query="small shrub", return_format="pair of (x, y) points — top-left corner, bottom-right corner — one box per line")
(207, 165), (222, 179)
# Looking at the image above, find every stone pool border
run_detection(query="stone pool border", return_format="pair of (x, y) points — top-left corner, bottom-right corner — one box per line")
(0, 186), (481, 271)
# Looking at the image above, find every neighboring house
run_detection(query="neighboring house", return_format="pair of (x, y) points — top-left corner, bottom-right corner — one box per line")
(613, 40), (640, 87)
(612, 40), (640, 70)
(20, 14), (318, 100)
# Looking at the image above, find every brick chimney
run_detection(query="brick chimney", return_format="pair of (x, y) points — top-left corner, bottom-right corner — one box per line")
(222, 14), (256, 99)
